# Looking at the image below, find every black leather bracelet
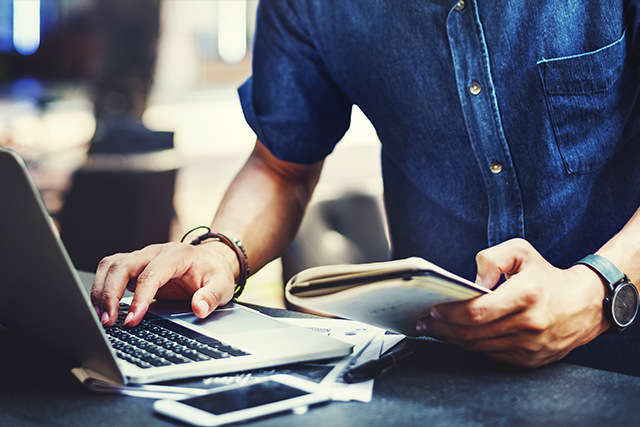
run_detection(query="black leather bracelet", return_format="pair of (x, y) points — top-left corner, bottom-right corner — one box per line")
(181, 226), (250, 299)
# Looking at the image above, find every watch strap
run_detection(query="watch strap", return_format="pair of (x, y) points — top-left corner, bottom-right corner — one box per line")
(575, 254), (625, 292)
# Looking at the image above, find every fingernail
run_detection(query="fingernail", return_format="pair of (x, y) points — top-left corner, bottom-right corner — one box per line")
(123, 311), (134, 326)
(416, 321), (426, 333)
(101, 311), (110, 325)
(197, 300), (209, 316)
(430, 308), (441, 320)
(94, 306), (101, 317)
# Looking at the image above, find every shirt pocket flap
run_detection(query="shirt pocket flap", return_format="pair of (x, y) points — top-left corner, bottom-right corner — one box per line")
(538, 31), (626, 95)
(537, 30), (634, 174)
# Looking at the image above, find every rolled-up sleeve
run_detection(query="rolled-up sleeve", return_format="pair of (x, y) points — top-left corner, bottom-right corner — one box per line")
(238, 0), (353, 165)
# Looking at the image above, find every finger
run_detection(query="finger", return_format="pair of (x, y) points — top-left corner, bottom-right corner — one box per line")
(475, 238), (536, 288)
(124, 242), (217, 325)
(124, 246), (189, 326)
(417, 308), (518, 342)
(429, 277), (537, 328)
(99, 248), (160, 325)
(416, 317), (540, 364)
(191, 272), (235, 318)
(92, 254), (136, 326)
(91, 253), (123, 312)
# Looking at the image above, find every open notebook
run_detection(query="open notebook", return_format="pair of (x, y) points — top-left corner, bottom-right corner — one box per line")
(0, 147), (352, 385)
(286, 257), (490, 336)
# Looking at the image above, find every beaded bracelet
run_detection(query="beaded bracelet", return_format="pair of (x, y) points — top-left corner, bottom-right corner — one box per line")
(181, 226), (250, 299)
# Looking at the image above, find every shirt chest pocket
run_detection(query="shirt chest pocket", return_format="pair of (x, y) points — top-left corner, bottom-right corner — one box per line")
(537, 31), (635, 174)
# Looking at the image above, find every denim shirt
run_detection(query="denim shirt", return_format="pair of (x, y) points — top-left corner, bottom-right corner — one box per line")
(239, 0), (640, 281)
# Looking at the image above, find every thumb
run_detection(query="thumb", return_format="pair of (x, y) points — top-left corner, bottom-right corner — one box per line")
(192, 284), (230, 318)
(475, 238), (534, 289)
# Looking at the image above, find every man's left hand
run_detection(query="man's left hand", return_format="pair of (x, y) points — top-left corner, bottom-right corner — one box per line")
(416, 238), (610, 367)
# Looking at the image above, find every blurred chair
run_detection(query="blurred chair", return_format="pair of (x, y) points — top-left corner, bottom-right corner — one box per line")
(58, 127), (179, 272)
(281, 192), (390, 287)
(56, 0), (171, 273)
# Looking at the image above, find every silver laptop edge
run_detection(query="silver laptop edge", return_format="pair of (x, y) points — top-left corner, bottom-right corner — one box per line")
(0, 147), (352, 385)
(0, 147), (125, 384)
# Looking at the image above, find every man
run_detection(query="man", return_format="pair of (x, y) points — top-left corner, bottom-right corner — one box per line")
(91, 0), (640, 374)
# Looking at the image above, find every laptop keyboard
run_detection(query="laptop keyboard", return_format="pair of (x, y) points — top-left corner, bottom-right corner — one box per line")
(104, 303), (250, 369)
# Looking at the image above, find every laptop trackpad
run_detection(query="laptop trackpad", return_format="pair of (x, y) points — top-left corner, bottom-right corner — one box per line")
(174, 308), (289, 335)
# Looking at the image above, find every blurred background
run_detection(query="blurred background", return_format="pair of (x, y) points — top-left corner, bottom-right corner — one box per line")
(0, 0), (385, 309)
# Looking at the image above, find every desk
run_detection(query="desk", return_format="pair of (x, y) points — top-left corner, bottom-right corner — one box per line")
(2, 304), (640, 427)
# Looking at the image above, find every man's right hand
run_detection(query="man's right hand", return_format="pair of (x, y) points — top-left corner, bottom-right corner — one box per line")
(90, 240), (239, 327)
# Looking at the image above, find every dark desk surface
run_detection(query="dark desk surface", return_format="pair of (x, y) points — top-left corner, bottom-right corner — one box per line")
(2, 304), (640, 427)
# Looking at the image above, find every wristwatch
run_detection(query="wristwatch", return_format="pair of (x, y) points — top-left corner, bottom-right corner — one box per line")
(575, 254), (639, 333)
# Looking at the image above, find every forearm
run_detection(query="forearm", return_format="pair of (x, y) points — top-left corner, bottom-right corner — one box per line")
(210, 140), (323, 277)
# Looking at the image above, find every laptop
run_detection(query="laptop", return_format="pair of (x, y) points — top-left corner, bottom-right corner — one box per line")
(0, 147), (352, 385)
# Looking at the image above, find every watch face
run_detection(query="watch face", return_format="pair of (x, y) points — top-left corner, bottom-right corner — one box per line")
(612, 283), (639, 327)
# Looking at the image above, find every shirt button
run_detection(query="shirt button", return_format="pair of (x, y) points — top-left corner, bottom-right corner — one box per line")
(469, 82), (482, 95)
(490, 161), (503, 174)
(454, 0), (466, 11)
